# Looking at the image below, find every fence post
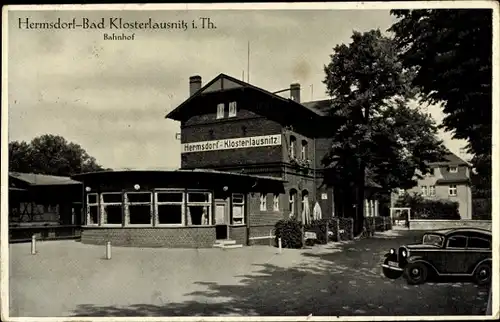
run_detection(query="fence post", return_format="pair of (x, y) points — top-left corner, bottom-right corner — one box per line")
(278, 237), (282, 254)
(31, 235), (36, 255)
(325, 221), (329, 244)
(105, 241), (112, 260)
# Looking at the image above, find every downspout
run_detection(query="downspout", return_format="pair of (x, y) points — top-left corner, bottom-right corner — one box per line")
(313, 137), (316, 206)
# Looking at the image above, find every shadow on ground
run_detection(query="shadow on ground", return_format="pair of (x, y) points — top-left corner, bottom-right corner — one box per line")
(71, 231), (489, 317)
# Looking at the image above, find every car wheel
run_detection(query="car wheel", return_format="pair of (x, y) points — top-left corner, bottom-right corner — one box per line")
(474, 262), (491, 286)
(382, 258), (403, 279)
(404, 262), (428, 285)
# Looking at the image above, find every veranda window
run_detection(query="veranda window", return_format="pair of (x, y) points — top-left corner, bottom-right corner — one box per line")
(155, 191), (184, 226)
(100, 193), (123, 226)
(125, 192), (152, 226)
(187, 192), (212, 225)
(86, 193), (99, 225)
(232, 193), (245, 225)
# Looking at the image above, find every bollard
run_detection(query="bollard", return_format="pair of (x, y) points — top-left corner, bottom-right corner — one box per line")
(278, 237), (282, 254)
(105, 241), (111, 260)
(31, 235), (36, 255)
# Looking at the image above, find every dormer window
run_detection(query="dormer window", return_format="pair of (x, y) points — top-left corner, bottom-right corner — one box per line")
(228, 101), (237, 117)
(216, 103), (225, 119)
(448, 166), (458, 173)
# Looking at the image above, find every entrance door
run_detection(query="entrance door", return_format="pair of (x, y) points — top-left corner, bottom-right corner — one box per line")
(215, 201), (228, 240)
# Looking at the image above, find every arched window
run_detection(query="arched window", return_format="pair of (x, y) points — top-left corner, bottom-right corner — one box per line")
(301, 190), (310, 223)
(301, 140), (308, 160)
(289, 189), (297, 218)
(290, 136), (297, 159)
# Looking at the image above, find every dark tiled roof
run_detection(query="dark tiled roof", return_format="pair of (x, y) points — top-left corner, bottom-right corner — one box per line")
(166, 73), (326, 120)
(301, 99), (332, 114)
(9, 172), (81, 186)
(436, 177), (471, 185)
(429, 151), (470, 167)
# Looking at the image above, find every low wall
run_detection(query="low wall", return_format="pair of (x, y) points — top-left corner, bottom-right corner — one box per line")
(408, 220), (491, 231)
(10, 225), (81, 243)
(81, 226), (216, 248)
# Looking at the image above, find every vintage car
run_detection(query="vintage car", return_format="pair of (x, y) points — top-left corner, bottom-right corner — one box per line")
(381, 228), (492, 285)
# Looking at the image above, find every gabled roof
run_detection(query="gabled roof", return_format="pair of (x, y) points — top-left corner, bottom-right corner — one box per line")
(429, 151), (470, 167)
(301, 99), (332, 114)
(166, 73), (327, 121)
(9, 172), (81, 186)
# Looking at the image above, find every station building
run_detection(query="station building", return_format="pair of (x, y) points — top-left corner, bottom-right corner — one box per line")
(73, 74), (380, 248)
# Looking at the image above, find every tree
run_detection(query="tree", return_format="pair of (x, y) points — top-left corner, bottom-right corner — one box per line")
(322, 29), (446, 235)
(389, 9), (492, 180)
(9, 134), (107, 176)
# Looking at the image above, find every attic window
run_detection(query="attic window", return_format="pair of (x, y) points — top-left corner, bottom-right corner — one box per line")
(216, 103), (225, 119)
(228, 101), (237, 117)
(448, 166), (458, 173)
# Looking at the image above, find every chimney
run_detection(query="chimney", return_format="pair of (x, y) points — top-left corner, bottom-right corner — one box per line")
(290, 83), (301, 103)
(189, 75), (202, 96)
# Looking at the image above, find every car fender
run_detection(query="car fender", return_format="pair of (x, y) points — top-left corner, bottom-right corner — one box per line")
(471, 258), (492, 275)
(406, 257), (439, 275)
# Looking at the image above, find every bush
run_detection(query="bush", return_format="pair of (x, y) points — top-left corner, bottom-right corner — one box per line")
(275, 219), (303, 249)
(304, 219), (332, 245)
(364, 217), (376, 236)
(338, 217), (354, 240)
(472, 198), (491, 220)
(328, 218), (340, 242)
(396, 193), (460, 220)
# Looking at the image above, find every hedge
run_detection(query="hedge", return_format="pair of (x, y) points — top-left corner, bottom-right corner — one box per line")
(472, 198), (491, 220)
(274, 219), (303, 249)
(396, 194), (460, 220)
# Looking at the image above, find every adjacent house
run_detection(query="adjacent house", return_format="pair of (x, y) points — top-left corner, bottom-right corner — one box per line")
(9, 172), (83, 242)
(392, 151), (473, 220)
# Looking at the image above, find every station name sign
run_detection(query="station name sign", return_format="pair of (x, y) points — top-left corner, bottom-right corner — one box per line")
(182, 134), (282, 153)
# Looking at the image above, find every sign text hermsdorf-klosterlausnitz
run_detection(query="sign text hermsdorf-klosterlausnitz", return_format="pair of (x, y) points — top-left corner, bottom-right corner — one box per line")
(181, 134), (282, 153)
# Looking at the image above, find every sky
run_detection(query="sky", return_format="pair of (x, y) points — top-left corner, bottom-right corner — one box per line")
(6, 8), (469, 170)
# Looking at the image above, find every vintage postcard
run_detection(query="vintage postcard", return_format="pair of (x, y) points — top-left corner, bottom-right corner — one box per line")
(1, 2), (498, 321)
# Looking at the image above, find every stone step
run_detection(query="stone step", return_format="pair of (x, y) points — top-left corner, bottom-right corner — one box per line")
(220, 244), (243, 249)
(214, 239), (237, 245)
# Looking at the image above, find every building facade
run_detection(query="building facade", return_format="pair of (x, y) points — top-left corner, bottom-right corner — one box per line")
(392, 152), (473, 219)
(74, 73), (382, 248)
(168, 74), (343, 238)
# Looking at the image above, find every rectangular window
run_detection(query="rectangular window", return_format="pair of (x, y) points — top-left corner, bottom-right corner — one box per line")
(228, 101), (237, 117)
(187, 191), (211, 226)
(216, 103), (225, 119)
(273, 194), (280, 212)
(448, 185), (457, 196)
(86, 193), (99, 225)
(449, 166), (458, 173)
(447, 236), (467, 249)
(125, 192), (152, 226)
(467, 237), (491, 249)
(155, 191), (184, 226)
(260, 193), (267, 211)
(429, 185), (436, 197)
(421, 186), (427, 196)
(101, 193), (123, 226)
(232, 193), (245, 225)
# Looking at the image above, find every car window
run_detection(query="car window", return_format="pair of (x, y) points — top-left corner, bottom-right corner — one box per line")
(446, 236), (467, 248)
(467, 237), (491, 249)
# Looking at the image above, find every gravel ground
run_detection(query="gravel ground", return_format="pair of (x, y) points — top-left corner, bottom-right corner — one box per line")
(8, 230), (490, 317)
